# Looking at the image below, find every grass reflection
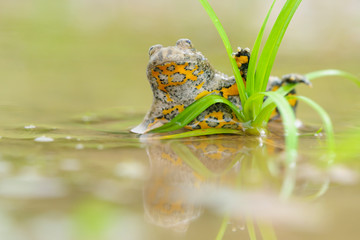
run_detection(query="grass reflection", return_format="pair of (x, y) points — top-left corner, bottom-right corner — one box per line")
(143, 132), (343, 239)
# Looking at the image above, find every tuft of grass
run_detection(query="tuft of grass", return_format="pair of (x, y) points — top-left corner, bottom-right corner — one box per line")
(246, 0), (277, 98)
(149, 95), (244, 133)
(248, 0), (302, 120)
(150, 0), (358, 166)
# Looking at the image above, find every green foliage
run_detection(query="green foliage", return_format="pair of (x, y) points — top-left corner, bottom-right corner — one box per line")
(150, 95), (244, 133)
(257, 91), (298, 162)
(156, 128), (243, 140)
(150, 0), (358, 166)
(306, 69), (360, 86)
(247, 0), (277, 97)
(152, 0), (306, 163)
(216, 214), (230, 240)
(291, 96), (335, 153)
(198, 0), (247, 106)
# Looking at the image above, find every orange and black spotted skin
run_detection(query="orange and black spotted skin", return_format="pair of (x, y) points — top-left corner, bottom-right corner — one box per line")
(131, 39), (244, 134)
(131, 39), (309, 134)
(267, 74), (311, 119)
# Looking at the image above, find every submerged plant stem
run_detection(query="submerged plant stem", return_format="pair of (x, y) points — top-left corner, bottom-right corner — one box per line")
(246, 217), (257, 240)
(258, 221), (278, 240)
(216, 214), (230, 240)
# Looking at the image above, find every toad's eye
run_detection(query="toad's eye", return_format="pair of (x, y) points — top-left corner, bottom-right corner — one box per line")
(176, 39), (193, 49)
(148, 44), (163, 57)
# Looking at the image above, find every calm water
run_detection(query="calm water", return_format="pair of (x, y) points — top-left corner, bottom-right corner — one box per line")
(0, 1), (359, 240)
(0, 108), (359, 240)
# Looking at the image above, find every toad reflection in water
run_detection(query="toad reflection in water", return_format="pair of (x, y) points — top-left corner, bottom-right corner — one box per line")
(143, 136), (281, 231)
(132, 39), (310, 134)
(143, 135), (333, 232)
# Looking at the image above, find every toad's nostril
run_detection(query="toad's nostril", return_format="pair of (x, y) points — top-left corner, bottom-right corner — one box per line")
(148, 44), (163, 57)
(176, 39), (193, 49)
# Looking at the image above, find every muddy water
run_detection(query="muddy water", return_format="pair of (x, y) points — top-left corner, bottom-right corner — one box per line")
(0, 0), (360, 240)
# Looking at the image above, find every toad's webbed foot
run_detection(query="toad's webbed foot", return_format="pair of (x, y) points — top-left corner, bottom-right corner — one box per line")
(267, 74), (311, 120)
(267, 73), (311, 90)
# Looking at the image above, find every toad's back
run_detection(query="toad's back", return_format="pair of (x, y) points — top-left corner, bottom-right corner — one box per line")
(131, 39), (243, 134)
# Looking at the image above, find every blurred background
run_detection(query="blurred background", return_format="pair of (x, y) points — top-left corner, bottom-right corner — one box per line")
(0, 0), (359, 127)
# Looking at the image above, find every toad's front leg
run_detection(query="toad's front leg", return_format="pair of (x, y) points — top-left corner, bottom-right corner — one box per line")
(267, 74), (311, 119)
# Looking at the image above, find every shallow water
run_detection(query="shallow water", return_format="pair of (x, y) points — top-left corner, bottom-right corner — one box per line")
(0, 110), (359, 240)
(0, 0), (360, 240)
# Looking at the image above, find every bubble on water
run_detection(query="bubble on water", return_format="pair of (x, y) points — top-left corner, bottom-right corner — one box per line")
(24, 124), (36, 129)
(294, 119), (303, 128)
(259, 129), (267, 137)
(75, 144), (84, 150)
(34, 136), (54, 142)
(314, 132), (323, 137)
(258, 137), (264, 147)
(65, 136), (72, 140)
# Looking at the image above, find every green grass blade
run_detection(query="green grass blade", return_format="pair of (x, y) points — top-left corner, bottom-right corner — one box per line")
(262, 69), (358, 110)
(305, 179), (330, 201)
(216, 214), (230, 240)
(150, 95), (244, 133)
(254, 91), (298, 163)
(244, 92), (268, 121)
(258, 221), (278, 240)
(157, 128), (243, 140)
(290, 95), (335, 154)
(246, 217), (257, 240)
(249, 0), (302, 120)
(261, 83), (296, 109)
(244, 84), (294, 125)
(170, 142), (214, 178)
(253, 102), (277, 126)
(198, 0), (247, 106)
(305, 69), (360, 86)
(280, 163), (296, 200)
(256, 0), (302, 93)
(333, 127), (360, 163)
(247, 0), (277, 95)
(263, 0), (302, 91)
